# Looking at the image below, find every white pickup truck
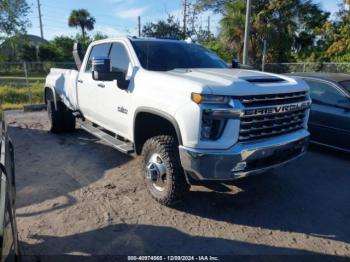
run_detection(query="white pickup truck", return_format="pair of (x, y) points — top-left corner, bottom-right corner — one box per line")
(45, 37), (311, 205)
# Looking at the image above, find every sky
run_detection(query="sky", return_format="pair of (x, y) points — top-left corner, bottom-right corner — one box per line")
(25, 0), (344, 40)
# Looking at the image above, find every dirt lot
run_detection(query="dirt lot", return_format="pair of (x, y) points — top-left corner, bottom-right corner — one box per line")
(4, 110), (350, 257)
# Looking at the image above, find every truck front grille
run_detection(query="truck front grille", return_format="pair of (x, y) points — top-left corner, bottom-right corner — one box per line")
(239, 91), (308, 107)
(237, 92), (309, 142)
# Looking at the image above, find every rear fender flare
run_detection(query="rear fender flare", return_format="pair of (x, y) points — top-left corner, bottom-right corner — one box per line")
(45, 86), (58, 111)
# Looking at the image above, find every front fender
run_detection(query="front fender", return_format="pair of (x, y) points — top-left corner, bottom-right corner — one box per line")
(133, 107), (183, 145)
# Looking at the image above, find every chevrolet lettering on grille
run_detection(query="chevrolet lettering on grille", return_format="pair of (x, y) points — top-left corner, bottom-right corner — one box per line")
(244, 101), (311, 117)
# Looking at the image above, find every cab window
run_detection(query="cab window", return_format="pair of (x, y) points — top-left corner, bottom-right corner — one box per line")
(85, 43), (111, 72)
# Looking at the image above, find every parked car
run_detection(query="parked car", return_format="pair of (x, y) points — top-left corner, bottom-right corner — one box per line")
(0, 122), (20, 261)
(286, 73), (350, 152)
(45, 37), (311, 205)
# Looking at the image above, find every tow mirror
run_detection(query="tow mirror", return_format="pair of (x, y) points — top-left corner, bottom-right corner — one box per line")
(92, 57), (129, 89)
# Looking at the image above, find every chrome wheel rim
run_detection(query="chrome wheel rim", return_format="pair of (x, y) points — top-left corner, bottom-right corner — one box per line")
(146, 153), (167, 192)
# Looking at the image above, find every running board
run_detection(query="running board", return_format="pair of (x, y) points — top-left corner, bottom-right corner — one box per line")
(79, 121), (134, 154)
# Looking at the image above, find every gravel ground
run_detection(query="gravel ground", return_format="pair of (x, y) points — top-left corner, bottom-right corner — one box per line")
(4, 110), (350, 257)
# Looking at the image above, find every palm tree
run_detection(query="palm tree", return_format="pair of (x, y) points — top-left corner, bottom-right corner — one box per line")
(68, 9), (96, 39)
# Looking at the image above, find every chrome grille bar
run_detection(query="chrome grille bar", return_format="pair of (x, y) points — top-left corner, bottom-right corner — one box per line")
(239, 91), (308, 107)
(237, 92), (310, 142)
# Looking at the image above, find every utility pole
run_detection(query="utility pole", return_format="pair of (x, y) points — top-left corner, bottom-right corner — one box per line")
(37, 0), (44, 39)
(243, 0), (252, 65)
(262, 39), (267, 71)
(138, 16), (141, 37)
(183, 0), (188, 34)
(207, 16), (211, 40)
(207, 16), (210, 33)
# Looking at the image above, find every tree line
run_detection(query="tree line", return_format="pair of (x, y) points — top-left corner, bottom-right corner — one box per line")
(1, 0), (350, 65)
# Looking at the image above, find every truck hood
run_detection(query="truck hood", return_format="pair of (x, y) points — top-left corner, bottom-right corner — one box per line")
(164, 68), (309, 96)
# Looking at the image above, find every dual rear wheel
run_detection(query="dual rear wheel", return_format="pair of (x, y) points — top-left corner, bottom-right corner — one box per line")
(47, 100), (76, 133)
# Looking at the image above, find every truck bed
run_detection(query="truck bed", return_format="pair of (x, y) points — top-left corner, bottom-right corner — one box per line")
(45, 68), (79, 111)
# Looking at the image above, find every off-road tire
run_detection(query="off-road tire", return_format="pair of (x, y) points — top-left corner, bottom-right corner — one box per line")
(47, 100), (65, 133)
(63, 106), (76, 132)
(141, 135), (190, 206)
(47, 100), (75, 133)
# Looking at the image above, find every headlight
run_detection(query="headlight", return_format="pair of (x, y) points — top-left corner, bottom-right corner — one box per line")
(191, 93), (230, 104)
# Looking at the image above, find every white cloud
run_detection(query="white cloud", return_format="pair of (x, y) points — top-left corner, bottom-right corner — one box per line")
(116, 7), (146, 19)
(94, 25), (125, 37)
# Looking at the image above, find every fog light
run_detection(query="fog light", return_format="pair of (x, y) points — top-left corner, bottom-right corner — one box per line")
(232, 161), (247, 172)
(201, 119), (213, 139)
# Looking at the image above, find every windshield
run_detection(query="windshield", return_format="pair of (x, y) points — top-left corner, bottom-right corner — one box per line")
(131, 40), (228, 71)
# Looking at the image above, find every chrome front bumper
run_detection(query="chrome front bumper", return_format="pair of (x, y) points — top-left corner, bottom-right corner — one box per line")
(179, 129), (310, 181)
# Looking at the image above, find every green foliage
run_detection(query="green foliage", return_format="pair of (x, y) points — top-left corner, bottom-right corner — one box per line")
(142, 15), (186, 39)
(20, 43), (37, 61)
(14, 33), (106, 62)
(204, 39), (233, 62)
(196, 0), (330, 65)
(0, 0), (30, 37)
(322, 4), (350, 62)
(49, 36), (75, 61)
(93, 32), (108, 41)
(68, 9), (96, 39)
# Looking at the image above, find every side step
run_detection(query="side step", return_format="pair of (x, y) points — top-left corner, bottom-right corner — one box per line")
(79, 121), (134, 154)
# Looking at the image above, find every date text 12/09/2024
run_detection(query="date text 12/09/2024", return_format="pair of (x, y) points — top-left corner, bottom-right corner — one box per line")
(127, 256), (220, 261)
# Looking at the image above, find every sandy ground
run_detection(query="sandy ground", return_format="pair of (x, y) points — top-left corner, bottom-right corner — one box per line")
(3, 110), (350, 257)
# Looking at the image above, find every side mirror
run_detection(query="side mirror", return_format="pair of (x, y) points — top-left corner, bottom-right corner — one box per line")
(232, 59), (240, 68)
(92, 57), (129, 90)
(92, 57), (117, 81)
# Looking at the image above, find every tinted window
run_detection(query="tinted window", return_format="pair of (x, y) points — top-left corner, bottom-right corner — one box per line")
(85, 43), (111, 72)
(339, 80), (350, 93)
(109, 43), (130, 74)
(304, 79), (347, 106)
(131, 41), (228, 71)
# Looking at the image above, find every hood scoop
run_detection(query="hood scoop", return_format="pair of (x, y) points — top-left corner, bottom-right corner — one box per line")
(241, 76), (286, 84)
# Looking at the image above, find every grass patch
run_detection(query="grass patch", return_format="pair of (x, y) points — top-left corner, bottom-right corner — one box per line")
(0, 80), (44, 116)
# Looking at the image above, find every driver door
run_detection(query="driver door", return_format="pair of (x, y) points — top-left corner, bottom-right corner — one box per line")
(77, 43), (111, 121)
(96, 42), (133, 139)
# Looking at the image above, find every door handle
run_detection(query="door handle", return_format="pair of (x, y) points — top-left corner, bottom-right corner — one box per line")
(78, 79), (83, 83)
(98, 83), (105, 88)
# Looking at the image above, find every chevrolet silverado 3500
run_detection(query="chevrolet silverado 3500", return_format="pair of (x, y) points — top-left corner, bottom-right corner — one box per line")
(45, 37), (311, 205)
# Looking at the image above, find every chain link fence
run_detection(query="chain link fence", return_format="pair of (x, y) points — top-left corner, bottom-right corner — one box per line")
(264, 62), (350, 74)
(0, 62), (76, 78)
(0, 62), (76, 114)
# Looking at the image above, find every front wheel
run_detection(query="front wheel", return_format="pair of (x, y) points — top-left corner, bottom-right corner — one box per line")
(141, 135), (190, 206)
